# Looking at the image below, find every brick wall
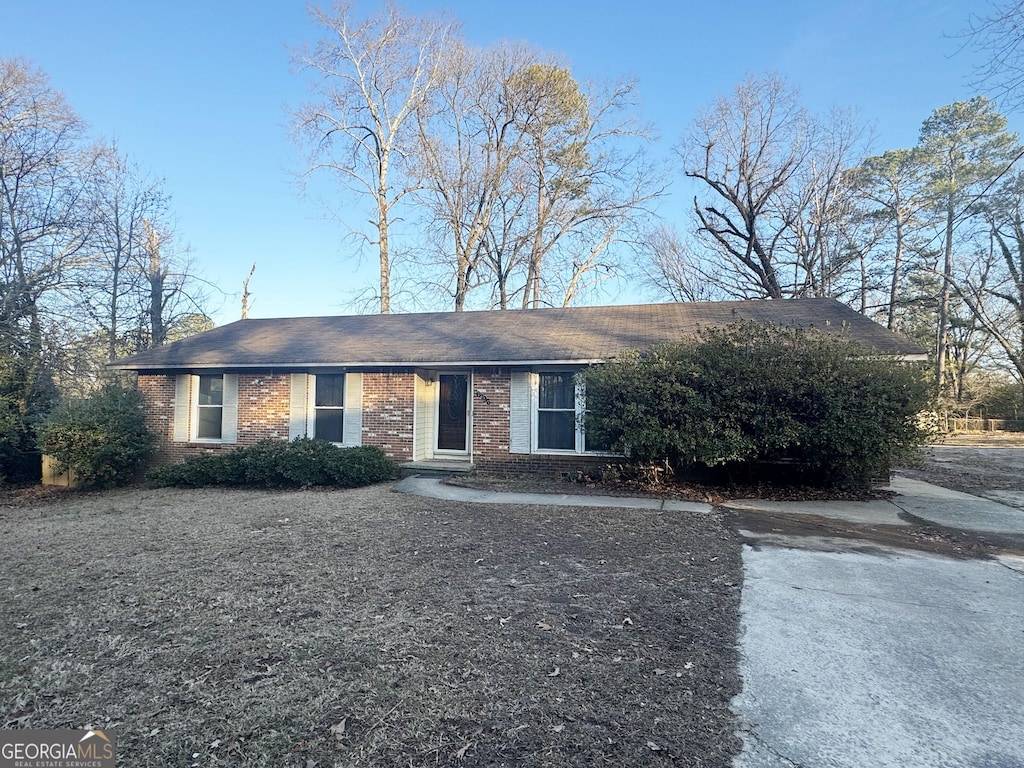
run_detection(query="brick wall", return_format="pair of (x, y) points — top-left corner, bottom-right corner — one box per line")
(139, 368), (609, 477)
(468, 369), (611, 478)
(138, 373), (291, 465)
(237, 374), (290, 444)
(362, 371), (415, 461)
(138, 374), (177, 464)
(470, 371), (510, 458)
(476, 452), (611, 475)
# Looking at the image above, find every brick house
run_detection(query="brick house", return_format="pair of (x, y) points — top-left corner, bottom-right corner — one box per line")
(110, 299), (924, 475)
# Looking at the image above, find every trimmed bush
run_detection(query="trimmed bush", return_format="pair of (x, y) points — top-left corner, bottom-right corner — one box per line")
(147, 439), (396, 489)
(584, 322), (932, 487)
(38, 385), (154, 489)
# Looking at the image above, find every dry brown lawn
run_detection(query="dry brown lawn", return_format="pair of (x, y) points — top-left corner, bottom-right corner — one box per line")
(0, 483), (741, 767)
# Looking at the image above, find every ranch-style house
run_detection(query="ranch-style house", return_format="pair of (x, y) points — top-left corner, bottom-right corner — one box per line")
(110, 298), (925, 475)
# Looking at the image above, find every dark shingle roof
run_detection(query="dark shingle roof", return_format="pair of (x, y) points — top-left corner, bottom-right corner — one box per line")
(109, 298), (925, 371)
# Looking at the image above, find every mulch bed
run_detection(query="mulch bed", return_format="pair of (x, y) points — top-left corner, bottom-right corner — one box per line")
(446, 470), (892, 505)
(0, 484), (742, 767)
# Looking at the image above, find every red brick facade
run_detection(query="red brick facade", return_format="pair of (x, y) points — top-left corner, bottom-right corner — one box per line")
(470, 371), (511, 457)
(137, 374), (178, 463)
(362, 372), (415, 461)
(138, 373), (292, 465)
(238, 374), (291, 444)
(139, 369), (608, 477)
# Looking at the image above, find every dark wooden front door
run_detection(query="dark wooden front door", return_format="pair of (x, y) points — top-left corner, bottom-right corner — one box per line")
(437, 374), (469, 452)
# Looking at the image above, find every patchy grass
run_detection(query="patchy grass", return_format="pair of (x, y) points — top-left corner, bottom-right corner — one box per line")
(0, 484), (742, 767)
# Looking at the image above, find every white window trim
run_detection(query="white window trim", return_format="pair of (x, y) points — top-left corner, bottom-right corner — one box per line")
(530, 370), (618, 456)
(300, 372), (363, 447)
(186, 373), (238, 444)
(306, 372), (346, 444)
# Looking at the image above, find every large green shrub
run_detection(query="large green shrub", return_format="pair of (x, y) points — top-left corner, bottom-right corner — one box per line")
(0, 356), (50, 486)
(38, 385), (154, 489)
(147, 439), (396, 489)
(584, 322), (932, 487)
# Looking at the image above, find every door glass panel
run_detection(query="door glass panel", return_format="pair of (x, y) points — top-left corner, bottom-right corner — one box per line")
(437, 374), (468, 451)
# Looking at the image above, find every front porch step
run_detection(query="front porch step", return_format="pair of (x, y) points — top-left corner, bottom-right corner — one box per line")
(398, 459), (476, 478)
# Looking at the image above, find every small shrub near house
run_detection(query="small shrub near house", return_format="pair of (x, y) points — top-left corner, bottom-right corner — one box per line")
(147, 439), (397, 489)
(584, 322), (932, 487)
(38, 385), (154, 489)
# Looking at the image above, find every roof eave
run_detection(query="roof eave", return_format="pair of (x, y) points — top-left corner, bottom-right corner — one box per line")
(110, 358), (610, 372)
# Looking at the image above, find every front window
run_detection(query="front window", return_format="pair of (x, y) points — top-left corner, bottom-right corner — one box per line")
(314, 374), (345, 442)
(537, 372), (577, 450)
(196, 375), (223, 439)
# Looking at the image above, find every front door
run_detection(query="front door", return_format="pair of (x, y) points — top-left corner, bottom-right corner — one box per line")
(436, 373), (469, 452)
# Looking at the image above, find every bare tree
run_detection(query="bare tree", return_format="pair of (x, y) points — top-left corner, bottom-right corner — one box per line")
(640, 223), (720, 302)
(956, 171), (1024, 393)
(507, 65), (659, 309)
(241, 263), (255, 319)
(964, 1), (1024, 112)
(412, 41), (531, 310)
(415, 50), (659, 310)
(292, 1), (454, 314)
(79, 143), (168, 361)
(783, 108), (868, 300)
(682, 73), (812, 298)
(131, 220), (212, 348)
(0, 58), (95, 415)
(682, 73), (867, 301)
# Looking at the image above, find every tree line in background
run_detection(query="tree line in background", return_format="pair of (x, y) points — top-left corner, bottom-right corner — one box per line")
(291, 2), (659, 314)
(0, 58), (211, 481)
(5, 2), (1024, 483)
(670, 77), (1024, 412)
(293, 1), (1024, 414)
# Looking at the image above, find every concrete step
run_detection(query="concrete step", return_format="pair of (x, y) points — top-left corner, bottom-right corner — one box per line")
(398, 459), (476, 478)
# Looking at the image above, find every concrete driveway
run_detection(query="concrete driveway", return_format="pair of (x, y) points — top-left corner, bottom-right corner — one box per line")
(730, 475), (1024, 768)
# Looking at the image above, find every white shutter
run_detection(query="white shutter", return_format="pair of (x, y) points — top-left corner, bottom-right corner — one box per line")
(173, 374), (191, 442)
(509, 371), (532, 454)
(343, 372), (363, 446)
(289, 373), (308, 440)
(221, 374), (239, 444)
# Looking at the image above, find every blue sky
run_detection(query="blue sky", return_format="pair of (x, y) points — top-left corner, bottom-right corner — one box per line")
(7, 0), (1000, 325)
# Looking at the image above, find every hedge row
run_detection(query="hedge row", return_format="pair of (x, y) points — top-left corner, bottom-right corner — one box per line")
(584, 322), (932, 487)
(147, 439), (397, 489)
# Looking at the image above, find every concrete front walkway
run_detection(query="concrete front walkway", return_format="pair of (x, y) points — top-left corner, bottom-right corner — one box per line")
(397, 473), (1024, 534)
(393, 474), (713, 513)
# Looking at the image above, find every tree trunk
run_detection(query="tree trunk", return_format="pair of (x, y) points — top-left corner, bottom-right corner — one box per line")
(377, 180), (391, 315)
(887, 214), (904, 331)
(145, 223), (166, 347)
(936, 196), (954, 395)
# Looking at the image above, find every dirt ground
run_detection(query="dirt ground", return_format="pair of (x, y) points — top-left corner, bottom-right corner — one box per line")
(2, 440), (1019, 766)
(453, 441), (1024, 559)
(901, 443), (1024, 492)
(0, 485), (741, 767)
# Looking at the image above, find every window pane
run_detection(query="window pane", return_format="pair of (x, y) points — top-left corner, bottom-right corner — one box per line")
(315, 375), (345, 407)
(538, 411), (575, 450)
(198, 375), (223, 406)
(197, 406), (222, 439)
(315, 409), (344, 443)
(539, 373), (575, 409)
